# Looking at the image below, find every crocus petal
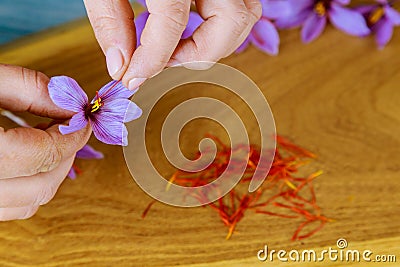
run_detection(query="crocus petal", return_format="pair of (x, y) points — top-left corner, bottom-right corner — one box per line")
(275, 9), (311, 29)
(261, 0), (291, 19)
(136, 0), (146, 7)
(123, 101), (142, 123)
(95, 80), (136, 103)
(59, 111), (88, 135)
(329, 3), (371, 36)
(377, 0), (388, 4)
(385, 6), (400, 26)
(91, 118), (129, 146)
(301, 13), (327, 43)
(67, 168), (77, 179)
(374, 17), (394, 48)
(48, 76), (88, 112)
(134, 11), (149, 47)
(249, 18), (280, 55)
(236, 38), (250, 53)
(96, 99), (142, 123)
(354, 5), (377, 16)
(182, 12), (203, 39)
(334, 0), (350, 5)
(76, 144), (104, 159)
(287, 0), (314, 13)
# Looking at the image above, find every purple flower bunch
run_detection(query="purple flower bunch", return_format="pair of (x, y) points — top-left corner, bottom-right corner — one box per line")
(134, 0), (399, 54)
(275, 0), (400, 48)
(355, 0), (400, 48)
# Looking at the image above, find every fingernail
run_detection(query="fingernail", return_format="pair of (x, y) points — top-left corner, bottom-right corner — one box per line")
(128, 78), (146, 91)
(39, 164), (56, 173)
(106, 47), (124, 77)
(167, 59), (181, 67)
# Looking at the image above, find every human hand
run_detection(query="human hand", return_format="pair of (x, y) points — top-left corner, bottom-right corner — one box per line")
(0, 64), (91, 221)
(83, 0), (262, 90)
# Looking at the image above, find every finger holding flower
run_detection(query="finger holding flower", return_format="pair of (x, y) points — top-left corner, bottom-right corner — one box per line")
(0, 64), (92, 221)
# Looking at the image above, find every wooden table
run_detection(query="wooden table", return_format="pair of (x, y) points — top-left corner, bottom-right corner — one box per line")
(0, 16), (399, 266)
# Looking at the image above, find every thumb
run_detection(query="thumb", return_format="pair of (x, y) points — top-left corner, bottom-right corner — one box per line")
(0, 123), (92, 179)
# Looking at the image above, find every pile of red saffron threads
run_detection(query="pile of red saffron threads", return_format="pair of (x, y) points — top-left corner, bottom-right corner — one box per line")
(142, 134), (332, 240)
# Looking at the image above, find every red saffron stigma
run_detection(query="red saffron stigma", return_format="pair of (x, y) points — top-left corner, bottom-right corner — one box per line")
(96, 91), (100, 101)
(72, 164), (82, 175)
(141, 134), (331, 241)
(141, 201), (156, 219)
(100, 79), (122, 98)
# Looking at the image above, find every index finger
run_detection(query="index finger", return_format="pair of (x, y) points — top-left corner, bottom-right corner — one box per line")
(0, 64), (73, 119)
(83, 0), (136, 80)
(122, 0), (191, 90)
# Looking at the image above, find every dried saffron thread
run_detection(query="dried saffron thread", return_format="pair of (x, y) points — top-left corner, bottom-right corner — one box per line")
(141, 200), (156, 219)
(72, 164), (83, 175)
(214, 136), (321, 239)
(141, 134), (331, 241)
(100, 79), (121, 98)
(255, 210), (299, 219)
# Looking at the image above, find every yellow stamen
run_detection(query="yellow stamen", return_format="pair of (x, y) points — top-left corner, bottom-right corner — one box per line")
(91, 98), (102, 112)
(248, 160), (257, 169)
(369, 7), (384, 25)
(314, 2), (326, 17)
(309, 170), (324, 179)
(166, 173), (177, 191)
(285, 180), (297, 190)
(226, 224), (236, 240)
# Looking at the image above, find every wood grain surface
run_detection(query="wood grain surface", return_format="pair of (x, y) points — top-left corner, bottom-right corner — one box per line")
(0, 15), (399, 267)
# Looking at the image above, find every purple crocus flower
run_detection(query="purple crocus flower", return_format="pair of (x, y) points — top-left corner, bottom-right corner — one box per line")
(236, 0), (291, 55)
(355, 0), (400, 48)
(76, 144), (104, 159)
(276, 0), (371, 43)
(134, 1), (203, 47)
(48, 76), (142, 146)
(67, 144), (104, 179)
(67, 167), (78, 179)
(236, 18), (280, 55)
